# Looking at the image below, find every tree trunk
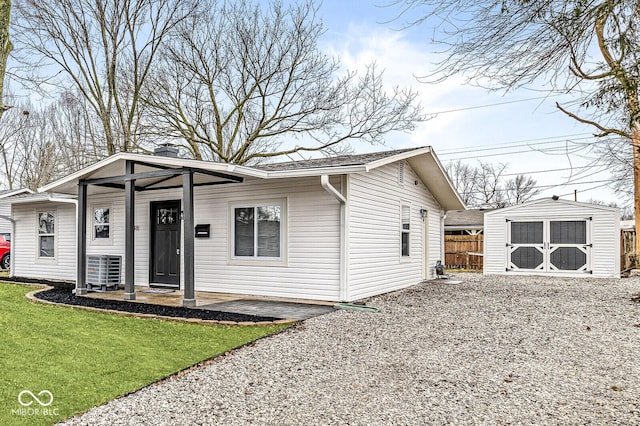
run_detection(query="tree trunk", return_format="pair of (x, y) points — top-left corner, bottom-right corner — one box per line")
(0, 0), (12, 118)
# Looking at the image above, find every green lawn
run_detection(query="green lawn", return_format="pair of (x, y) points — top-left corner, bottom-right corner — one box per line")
(0, 282), (288, 425)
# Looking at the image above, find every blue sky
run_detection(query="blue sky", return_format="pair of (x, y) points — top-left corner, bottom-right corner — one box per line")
(313, 0), (622, 205)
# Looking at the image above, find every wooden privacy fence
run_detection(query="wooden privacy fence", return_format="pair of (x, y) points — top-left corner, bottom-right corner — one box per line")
(445, 234), (484, 270)
(621, 229), (636, 271)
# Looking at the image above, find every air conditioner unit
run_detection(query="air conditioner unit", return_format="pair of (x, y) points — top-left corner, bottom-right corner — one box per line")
(87, 255), (122, 291)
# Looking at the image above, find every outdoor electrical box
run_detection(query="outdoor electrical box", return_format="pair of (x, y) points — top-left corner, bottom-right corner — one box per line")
(195, 224), (210, 238)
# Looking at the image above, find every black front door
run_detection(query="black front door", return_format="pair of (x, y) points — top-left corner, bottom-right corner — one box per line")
(150, 200), (180, 287)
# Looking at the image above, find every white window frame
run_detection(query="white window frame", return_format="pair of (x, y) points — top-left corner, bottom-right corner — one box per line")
(229, 199), (287, 266)
(91, 205), (113, 245)
(37, 209), (57, 261)
(401, 204), (411, 258)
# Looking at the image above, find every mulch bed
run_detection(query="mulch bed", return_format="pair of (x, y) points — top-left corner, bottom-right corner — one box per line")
(6, 277), (279, 323)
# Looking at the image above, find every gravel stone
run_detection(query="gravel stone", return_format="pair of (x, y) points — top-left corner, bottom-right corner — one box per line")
(59, 273), (640, 425)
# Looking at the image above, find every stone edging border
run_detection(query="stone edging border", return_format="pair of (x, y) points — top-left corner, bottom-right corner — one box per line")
(24, 285), (297, 327)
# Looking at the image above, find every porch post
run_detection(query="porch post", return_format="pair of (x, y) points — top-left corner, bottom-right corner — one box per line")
(182, 170), (195, 307)
(124, 160), (136, 300)
(76, 182), (88, 295)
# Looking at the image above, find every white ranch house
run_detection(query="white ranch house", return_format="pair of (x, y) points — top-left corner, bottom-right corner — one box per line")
(9, 146), (464, 304)
(483, 198), (620, 278)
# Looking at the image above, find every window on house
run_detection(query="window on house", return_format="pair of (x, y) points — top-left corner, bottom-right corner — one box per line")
(401, 205), (410, 257)
(232, 202), (283, 259)
(38, 211), (55, 258)
(93, 207), (110, 239)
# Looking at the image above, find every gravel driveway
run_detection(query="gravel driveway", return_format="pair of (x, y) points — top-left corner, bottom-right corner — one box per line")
(62, 274), (640, 425)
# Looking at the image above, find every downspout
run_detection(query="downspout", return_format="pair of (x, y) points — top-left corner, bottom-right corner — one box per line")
(0, 214), (15, 277)
(321, 175), (348, 302)
(441, 211), (447, 264)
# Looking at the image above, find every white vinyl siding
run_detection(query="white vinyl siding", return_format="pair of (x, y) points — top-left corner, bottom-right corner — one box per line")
(64, 177), (341, 301)
(11, 163), (449, 301)
(484, 199), (620, 278)
(0, 199), (11, 234)
(348, 162), (444, 300)
(12, 202), (77, 280)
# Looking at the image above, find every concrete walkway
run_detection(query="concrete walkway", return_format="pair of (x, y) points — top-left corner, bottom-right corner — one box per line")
(82, 286), (336, 321)
(198, 300), (335, 320)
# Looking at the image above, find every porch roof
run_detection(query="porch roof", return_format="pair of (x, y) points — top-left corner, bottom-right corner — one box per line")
(37, 147), (464, 209)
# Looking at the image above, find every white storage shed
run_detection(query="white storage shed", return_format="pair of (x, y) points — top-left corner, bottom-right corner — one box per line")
(484, 198), (620, 278)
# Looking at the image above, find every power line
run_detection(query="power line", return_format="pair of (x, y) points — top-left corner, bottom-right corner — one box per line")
(425, 94), (565, 116)
(501, 165), (596, 176)
(439, 136), (595, 157)
(488, 178), (614, 193)
(558, 182), (613, 198)
(442, 144), (592, 161)
(437, 133), (594, 154)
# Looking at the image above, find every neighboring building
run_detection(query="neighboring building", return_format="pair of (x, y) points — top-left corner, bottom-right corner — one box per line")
(444, 209), (494, 235)
(484, 198), (620, 278)
(0, 188), (33, 234)
(444, 209), (494, 270)
(10, 146), (464, 304)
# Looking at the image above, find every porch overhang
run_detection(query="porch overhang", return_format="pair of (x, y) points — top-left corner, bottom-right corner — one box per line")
(71, 157), (245, 308)
(42, 154), (246, 196)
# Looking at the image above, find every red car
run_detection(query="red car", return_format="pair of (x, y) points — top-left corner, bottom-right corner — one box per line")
(0, 233), (10, 270)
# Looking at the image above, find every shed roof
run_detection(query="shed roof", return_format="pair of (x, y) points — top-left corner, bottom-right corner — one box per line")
(484, 198), (620, 215)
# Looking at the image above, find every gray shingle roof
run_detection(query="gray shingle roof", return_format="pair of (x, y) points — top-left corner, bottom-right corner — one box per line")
(256, 147), (423, 171)
(445, 209), (495, 227)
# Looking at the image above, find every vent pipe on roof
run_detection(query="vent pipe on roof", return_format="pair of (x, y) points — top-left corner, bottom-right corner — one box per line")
(154, 144), (179, 158)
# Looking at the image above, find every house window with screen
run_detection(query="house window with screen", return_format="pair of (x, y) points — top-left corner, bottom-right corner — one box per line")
(93, 207), (110, 239)
(232, 201), (283, 260)
(401, 205), (410, 256)
(38, 211), (55, 258)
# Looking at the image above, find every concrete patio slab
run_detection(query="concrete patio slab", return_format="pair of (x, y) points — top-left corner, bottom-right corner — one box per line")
(81, 286), (336, 320)
(197, 300), (336, 320)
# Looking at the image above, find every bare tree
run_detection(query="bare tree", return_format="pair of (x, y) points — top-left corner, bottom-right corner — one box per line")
(13, 0), (197, 155)
(445, 161), (540, 208)
(142, 0), (423, 164)
(445, 160), (479, 206)
(476, 162), (508, 207)
(0, 102), (29, 188)
(505, 174), (542, 206)
(588, 197), (633, 219)
(391, 0), (640, 260)
(0, 93), (99, 190)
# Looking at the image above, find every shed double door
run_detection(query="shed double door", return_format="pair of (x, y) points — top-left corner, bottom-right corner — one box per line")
(507, 219), (590, 273)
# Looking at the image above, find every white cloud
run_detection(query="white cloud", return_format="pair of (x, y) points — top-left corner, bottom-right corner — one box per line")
(320, 23), (622, 203)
